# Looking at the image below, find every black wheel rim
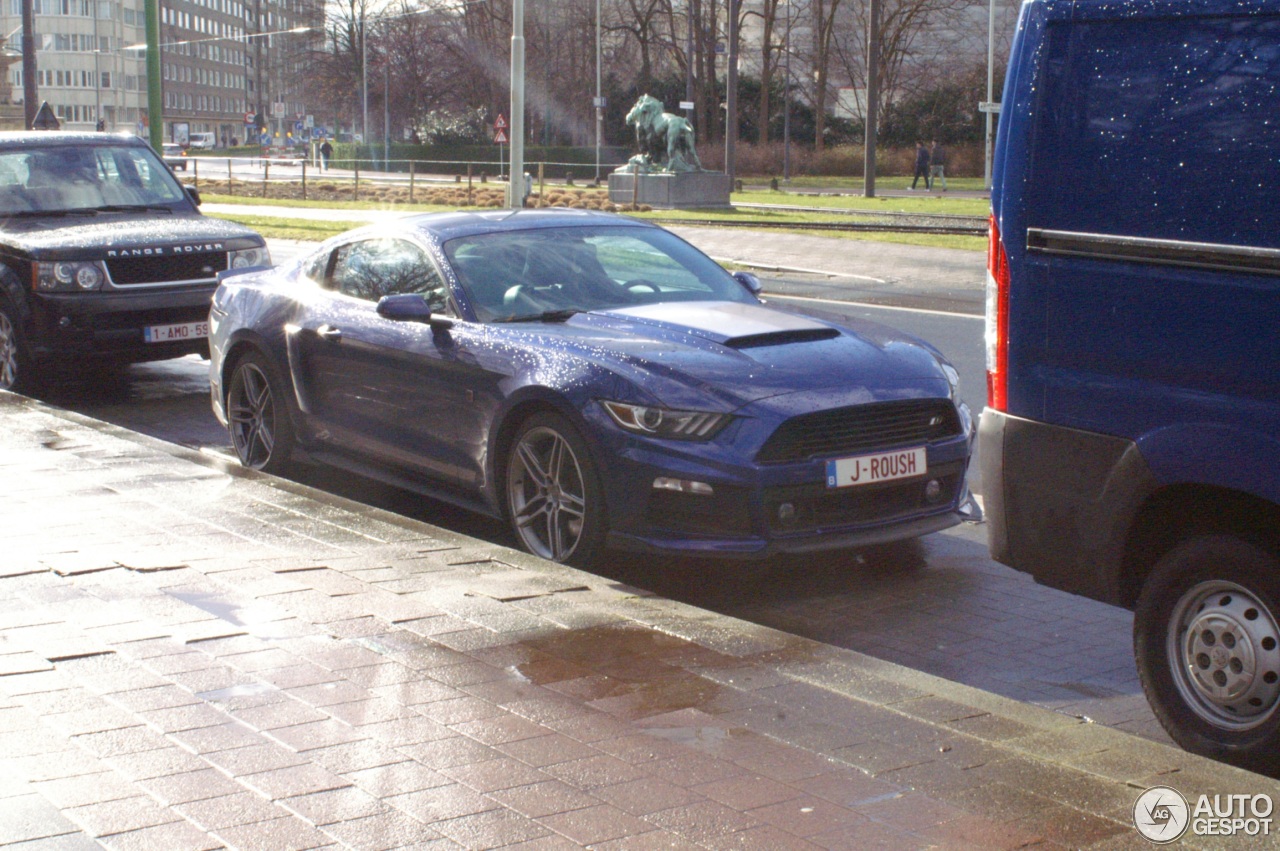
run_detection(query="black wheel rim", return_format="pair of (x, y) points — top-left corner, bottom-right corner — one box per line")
(508, 425), (587, 562)
(228, 362), (276, 469)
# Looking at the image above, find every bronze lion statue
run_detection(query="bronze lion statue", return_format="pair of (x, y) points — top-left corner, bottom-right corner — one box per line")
(623, 95), (703, 173)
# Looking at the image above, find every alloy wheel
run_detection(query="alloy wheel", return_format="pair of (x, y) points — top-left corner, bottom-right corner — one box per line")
(228, 361), (277, 469)
(507, 425), (588, 562)
(0, 309), (19, 390)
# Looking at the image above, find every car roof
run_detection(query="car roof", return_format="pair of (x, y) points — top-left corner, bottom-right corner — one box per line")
(392, 208), (658, 242)
(0, 131), (148, 151)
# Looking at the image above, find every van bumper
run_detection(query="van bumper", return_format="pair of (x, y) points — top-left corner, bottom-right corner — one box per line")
(979, 409), (1158, 607)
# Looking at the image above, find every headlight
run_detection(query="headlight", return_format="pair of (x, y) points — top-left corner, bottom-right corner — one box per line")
(229, 246), (270, 268)
(600, 400), (730, 441)
(940, 362), (961, 398)
(35, 261), (106, 292)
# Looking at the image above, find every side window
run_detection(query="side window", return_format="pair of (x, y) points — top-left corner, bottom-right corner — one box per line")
(330, 238), (453, 313)
(302, 248), (332, 285)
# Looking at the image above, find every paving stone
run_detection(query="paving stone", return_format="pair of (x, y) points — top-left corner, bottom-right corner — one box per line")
(537, 803), (654, 846)
(385, 782), (501, 822)
(318, 808), (451, 851)
(0, 793), (83, 844)
(488, 780), (603, 819)
(97, 818), (223, 851)
(281, 785), (387, 826)
(239, 762), (352, 799)
(63, 795), (180, 836)
(211, 815), (337, 851)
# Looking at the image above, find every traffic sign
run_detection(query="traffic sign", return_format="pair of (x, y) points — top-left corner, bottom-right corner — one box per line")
(494, 114), (507, 130)
(493, 128), (508, 144)
(244, 112), (255, 124)
(294, 121), (304, 132)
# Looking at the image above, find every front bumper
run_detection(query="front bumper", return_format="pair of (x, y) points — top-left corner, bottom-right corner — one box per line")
(27, 284), (217, 364)
(597, 417), (977, 560)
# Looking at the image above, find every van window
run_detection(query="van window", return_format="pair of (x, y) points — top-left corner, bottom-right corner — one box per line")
(1032, 17), (1280, 247)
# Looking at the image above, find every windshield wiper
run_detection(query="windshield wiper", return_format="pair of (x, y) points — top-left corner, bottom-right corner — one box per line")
(495, 309), (580, 324)
(3, 208), (99, 218)
(93, 204), (174, 214)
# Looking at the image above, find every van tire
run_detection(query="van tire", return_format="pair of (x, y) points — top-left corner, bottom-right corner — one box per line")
(1134, 535), (1280, 770)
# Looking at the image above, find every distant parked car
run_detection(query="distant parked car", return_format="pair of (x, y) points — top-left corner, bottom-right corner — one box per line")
(210, 209), (978, 567)
(0, 132), (269, 393)
(161, 143), (187, 171)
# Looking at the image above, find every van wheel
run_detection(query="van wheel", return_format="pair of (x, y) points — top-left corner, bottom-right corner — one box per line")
(505, 411), (606, 567)
(1134, 535), (1280, 770)
(0, 296), (35, 394)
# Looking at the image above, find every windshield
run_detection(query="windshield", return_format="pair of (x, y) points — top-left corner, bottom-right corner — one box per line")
(443, 225), (756, 322)
(0, 144), (188, 215)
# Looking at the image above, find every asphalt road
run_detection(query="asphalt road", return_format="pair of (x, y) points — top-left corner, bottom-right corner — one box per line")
(25, 238), (1170, 750)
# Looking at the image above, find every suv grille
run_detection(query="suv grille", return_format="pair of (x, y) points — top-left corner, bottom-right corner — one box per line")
(107, 251), (227, 286)
(756, 398), (962, 464)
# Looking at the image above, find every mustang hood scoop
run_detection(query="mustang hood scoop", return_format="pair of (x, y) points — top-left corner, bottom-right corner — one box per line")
(604, 301), (840, 348)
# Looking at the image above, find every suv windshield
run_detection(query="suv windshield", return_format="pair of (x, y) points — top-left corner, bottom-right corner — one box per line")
(0, 144), (187, 215)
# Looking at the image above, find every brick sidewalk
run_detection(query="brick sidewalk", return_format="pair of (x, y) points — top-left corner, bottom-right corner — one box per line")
(1, 393), (1274, 850)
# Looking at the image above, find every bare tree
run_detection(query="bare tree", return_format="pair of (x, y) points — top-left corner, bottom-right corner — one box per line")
(832, 0), (993, 128)
(809, 0), (842, 150)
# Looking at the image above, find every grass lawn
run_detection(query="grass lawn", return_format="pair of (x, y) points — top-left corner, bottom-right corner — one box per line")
(200, 188), (988, 252)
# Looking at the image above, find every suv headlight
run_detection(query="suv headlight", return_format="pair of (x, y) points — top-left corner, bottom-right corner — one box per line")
(35, 261), (106, 292)
(600, 400), (730, 441)
(229, 246), (270, 269)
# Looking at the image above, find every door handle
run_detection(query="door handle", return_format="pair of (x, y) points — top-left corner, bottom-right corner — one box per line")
(316, 324), (342, 342)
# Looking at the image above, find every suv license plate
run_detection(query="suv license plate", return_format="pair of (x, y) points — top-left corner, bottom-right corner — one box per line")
(143, 321), (209, 343)
(826, 446), (927, 489)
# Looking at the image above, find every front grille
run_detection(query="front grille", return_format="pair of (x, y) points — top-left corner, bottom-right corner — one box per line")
(107, 251), (227, 286)
(765, 461), (965, 534)
(756, 398), (962, 464)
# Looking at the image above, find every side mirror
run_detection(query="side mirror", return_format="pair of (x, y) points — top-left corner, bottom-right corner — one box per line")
(733, 271), (763, 296)
(376, 293), (454, 329)
(185, 186), (202, 207)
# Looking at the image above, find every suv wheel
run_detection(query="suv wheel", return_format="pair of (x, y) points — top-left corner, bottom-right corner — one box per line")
(0, 296), (34, 393)
(1135, 535), (1280, 770)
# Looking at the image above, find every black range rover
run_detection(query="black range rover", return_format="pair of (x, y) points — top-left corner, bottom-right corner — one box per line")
(0, 131), (268, 392)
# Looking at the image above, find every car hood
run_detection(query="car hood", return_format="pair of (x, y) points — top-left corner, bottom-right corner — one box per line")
(509, 300), (949, 410)
(0, 213), (263, 258)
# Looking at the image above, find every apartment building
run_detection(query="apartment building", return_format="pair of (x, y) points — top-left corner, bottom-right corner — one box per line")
(3, 0), (320, 144)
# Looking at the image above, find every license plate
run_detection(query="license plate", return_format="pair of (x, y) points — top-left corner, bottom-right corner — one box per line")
(826, 446), (927, 488)
(143, 321), (209, 343)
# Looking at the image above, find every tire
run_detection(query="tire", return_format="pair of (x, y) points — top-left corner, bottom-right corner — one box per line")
(0, 295), (35, 394)
(1135, 534), (1280, 770)
(225, 350), (295, 475)
(505, 411), (606, 566)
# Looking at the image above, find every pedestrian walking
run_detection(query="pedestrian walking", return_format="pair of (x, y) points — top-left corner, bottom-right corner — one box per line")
(911, 141), (931, 190)
(930, 140), (948, 191)
(319, 140), (333, 172)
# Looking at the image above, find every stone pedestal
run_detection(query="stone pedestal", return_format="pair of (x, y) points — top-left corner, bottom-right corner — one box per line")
(608, 171), (732, 209)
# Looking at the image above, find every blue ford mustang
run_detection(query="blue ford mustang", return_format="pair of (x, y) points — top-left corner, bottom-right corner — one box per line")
(209, 209), (978, 566)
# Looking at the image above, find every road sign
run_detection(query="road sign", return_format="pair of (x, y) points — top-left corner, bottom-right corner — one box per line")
(978, 101), (1002, 114)
(592, 96), (606, 109)
(304, 114), (314, 128)
(32, 101), (59, 131)
(244, 112), (255, 125)
(494, 114), (507, 130)
(679, 101), (695, 111)
(271, 102), (286, 117)
(294, 121), (304, 132)
(493, 128), (508, 144)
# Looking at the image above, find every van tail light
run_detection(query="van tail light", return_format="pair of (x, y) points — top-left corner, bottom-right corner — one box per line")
(985, 213), (1010, 411)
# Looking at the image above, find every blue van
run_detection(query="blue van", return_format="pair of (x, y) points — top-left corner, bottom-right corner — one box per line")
(981, 0), (1280, 770)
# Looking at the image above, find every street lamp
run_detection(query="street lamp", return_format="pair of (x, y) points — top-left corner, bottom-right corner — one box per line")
(508, 0), (524, 209)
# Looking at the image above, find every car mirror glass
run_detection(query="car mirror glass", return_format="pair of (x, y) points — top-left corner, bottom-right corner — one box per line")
(185, 186), (202, 207)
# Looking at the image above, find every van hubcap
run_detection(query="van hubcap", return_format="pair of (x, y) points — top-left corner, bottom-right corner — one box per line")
(1169, 580), (1280, 730)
